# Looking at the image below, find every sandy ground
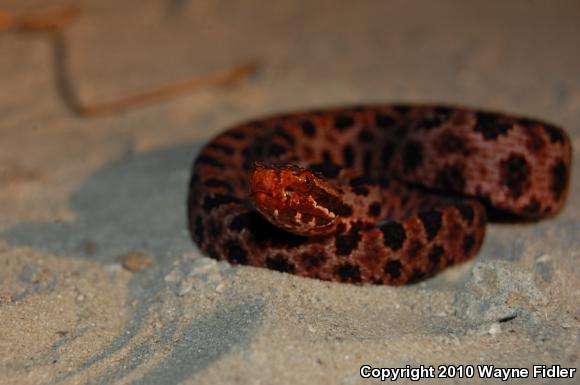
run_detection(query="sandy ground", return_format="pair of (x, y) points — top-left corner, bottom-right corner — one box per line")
(0, 1), (579, 384)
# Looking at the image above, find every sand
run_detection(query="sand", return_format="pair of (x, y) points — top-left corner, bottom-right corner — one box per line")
(0, 1), (578, 384)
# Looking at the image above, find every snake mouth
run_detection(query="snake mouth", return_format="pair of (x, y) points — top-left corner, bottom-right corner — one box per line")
(249, 190), (339, 236)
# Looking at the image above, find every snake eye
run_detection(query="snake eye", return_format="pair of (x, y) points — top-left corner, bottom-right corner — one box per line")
(305, 175), (312, 191)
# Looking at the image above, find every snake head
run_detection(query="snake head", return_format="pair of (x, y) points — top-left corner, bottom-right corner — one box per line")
(249, 162), (345, 236)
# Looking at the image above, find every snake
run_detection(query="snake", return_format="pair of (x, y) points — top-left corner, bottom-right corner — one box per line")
(187, 105), (571, 285)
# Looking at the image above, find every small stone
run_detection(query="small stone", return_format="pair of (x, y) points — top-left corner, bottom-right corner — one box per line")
(0, 294), (13, 303)
(489, 323), (502, 335)
(178, 277), (195, 296)
(454, 260), (547, 323)
(105, 264), (122, 272)
(535, 254), (552, 263)
(118, 251), (153, 273)
(191, 261), (214, 275)
(164, 270), (180, 284)
(215, 282), (226, 293)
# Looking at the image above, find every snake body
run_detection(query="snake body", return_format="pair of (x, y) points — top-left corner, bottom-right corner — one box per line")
(187, 105), (571, 285)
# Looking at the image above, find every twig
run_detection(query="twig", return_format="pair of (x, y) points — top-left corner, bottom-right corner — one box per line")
(0, 5), (80, 32)
(3, 4), (258, 117)
(17, 5), (80, 31)
(51, 28), (258, 117)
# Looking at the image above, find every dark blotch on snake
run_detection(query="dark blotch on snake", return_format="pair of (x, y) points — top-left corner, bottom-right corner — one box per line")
(195, 155), (225, 169)
(203, 194), (242, 212)
(335, 232), (362, 256)
(273, 126), (296, 145)
(463, 235), (475, 254)
(358, 129), (374, 142)
(267, 143), (287, 157)
(456, 203), (475, 225)
(384, 260), (402, 279)
(350, 176), (376, 187)
(522, 198), (542, 216)
(353, 186), (369, 196)
(500, 154), (529, 198)
(335, 263), (362, 283)
(428, 245), (444, 266)
(266, 255), (296, 273)
(474, 112), (512, 140)
(225, 239), (247, 264)
(204, 178), (234, 192)
(310, 161), (342, 179)
(418, 210), (442, 240)
(403, 140), (423, 172)
(225, 130), (245, 140)
(415, 115), (446, 130)
(375, 114), (396, 129)
(381, 140), (395, 168)
(435, 164), (466, 191)
(334, 115), (356, 131)
(343, 145), (355, 167)
(551, 160), (567, 200)
(300, 120), (316, 137)
(368, 202), (381, 217)
(207, 143), (235, 155)
(194, 216), (204, 244)
(380, 222), (407, 250)
(408, 268), (427, 283)
(542, 124), (565, 144)
(301, 253), (325, 268)
(363, 150), (373, 175)
(436, 131), (469, 155)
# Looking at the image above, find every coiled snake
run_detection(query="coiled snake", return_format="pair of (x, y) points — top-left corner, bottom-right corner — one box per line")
(187, 105), (571, 285)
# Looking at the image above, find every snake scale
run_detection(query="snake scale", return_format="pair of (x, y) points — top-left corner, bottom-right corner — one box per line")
(187, 105), (571, 285)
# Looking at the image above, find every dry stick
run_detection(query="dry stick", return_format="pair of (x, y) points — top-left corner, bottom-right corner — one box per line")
(17, 5), (80, 31)
(0, 5), (80, 32)
(50, 29), (258, 117)
(7, 5), (258, 117)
